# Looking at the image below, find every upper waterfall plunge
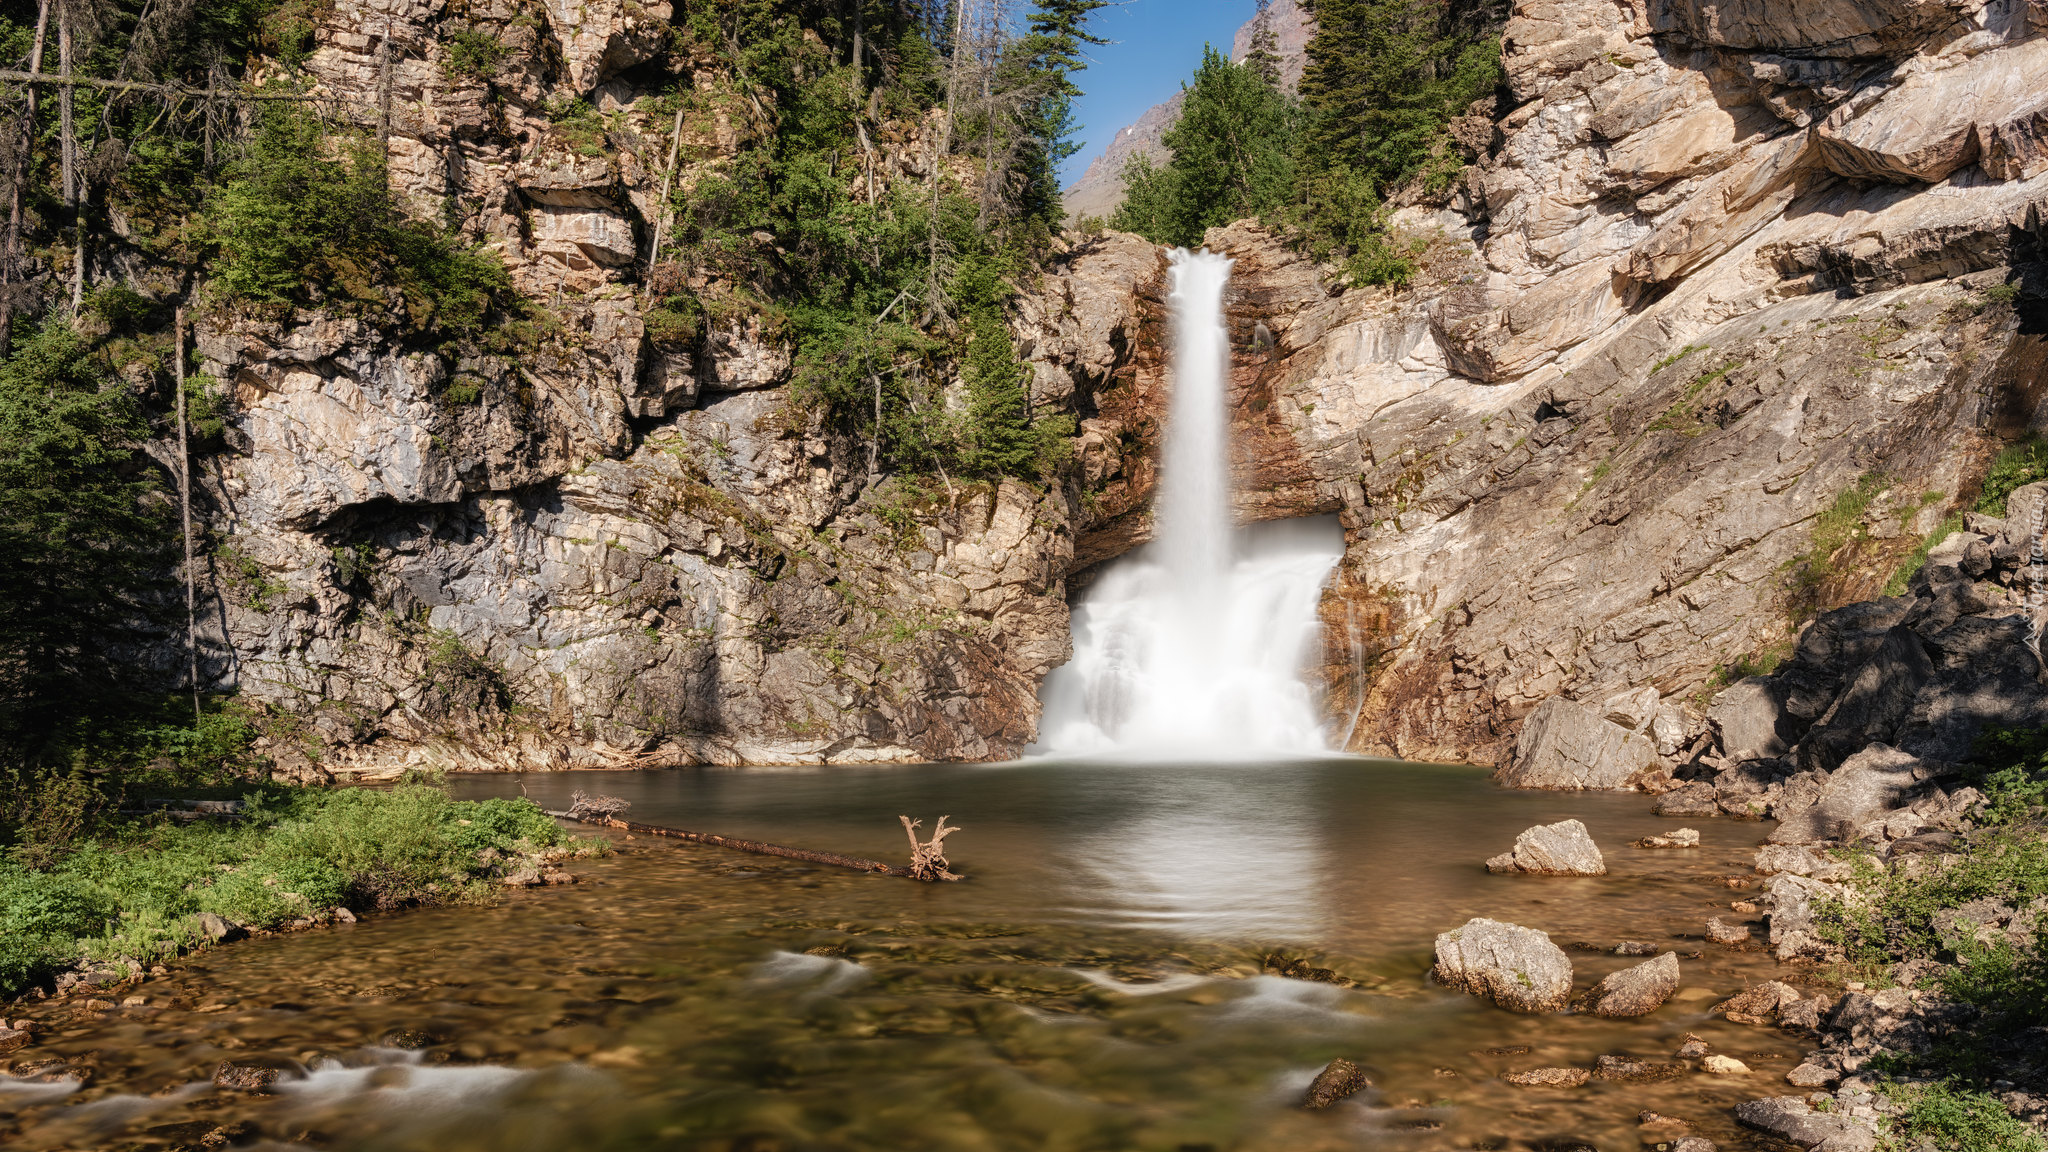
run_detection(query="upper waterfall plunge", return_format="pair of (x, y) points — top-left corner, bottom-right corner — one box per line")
(1033, 250), (1343, 758)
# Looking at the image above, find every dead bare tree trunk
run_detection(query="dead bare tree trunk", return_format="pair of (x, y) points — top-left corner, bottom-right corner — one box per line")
(174, 306), (199, 721)
(375, 23), (393, 151)
(978, 0), (1001, 227)
(926, 0), (972, 299)
(0, 0), (49, 351)
(57, 0), (78, 314)
(548, 808), (933, 878)
(640, 101), (687, 304)
(900, 815), (962, 881)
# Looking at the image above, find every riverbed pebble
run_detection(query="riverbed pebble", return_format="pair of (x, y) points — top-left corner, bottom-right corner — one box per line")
(1594, 1054), (1683, 1082)
(1504, 1067), (1590, 1087)
(1303, 1058), (1369, 1108)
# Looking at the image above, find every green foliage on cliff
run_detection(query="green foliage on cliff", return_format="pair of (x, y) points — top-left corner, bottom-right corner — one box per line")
(1112, 46), (1300, 247)
(1975, 437), (2048, 518)
(1115, 0), (1504, 281)
(1297, 0), (1508, 193)
(0, 776), (597, 997)
(665, 0), (1092, 484)
(203, 99), (513, 334)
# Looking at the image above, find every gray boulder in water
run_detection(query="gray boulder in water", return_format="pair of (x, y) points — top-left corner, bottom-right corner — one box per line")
(1575, 951), (1680, 1017)
(1497, 696), (1658, 790)
(1486, 818), (1608, 875)
(1432, 917), (1573, 1012)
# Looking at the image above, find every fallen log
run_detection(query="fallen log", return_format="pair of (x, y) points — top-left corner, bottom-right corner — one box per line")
(546, 809), (937, 879)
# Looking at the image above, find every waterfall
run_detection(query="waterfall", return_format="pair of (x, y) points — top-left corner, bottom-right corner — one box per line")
(1032, 250), (1343, 758)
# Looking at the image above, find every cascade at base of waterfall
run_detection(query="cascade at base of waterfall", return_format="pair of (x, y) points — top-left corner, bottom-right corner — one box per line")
(1030, 250), (1343, 759)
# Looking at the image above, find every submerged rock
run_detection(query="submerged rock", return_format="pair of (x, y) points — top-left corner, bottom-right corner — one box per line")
(1431, 918), (1574, 1012)
(1485, 819), (1608, 875)
(213, 1060), (289, 1093)
(1635, 828), (1701, 849)
(1504, 1067), (1589, 1087)
(1594, 1054), (1684, 1082)
(1575, 952), (1680, 1017)
(1303, 1058), (1370, 1109)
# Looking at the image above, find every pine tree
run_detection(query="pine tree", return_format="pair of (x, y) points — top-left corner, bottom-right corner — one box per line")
(1109, 47), (1297, 248)
(1011, 0), (1109, 227)
(1296, 0), (1506, 192)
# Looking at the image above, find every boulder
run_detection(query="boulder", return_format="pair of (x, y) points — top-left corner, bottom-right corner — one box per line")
(1303, 1058), (1370, 1109)
(1796, 631), (1935, 774)
(194, 912), (239, 942)
(1498, 696), (1658, 790)
(1486, 819), (1608, 875)
(0, 1027), (28, 1053)
(1654, 783), (1722, 817)
(1706, 917), (1756, 946)
(1602, 686), (1662, 731)
(1635, 827), (1701, 848)
(1714, 980), (1804, 1025)
(1733, 1096), (1878, 1152)
(1754, 844), (1850, 880)
(1702, 1054), (1751, 1074)
(1673, 1140), (1718, 1152)
(1432, 918), (1575, 1012)
(1575, 952), (1680, 1017)
(1787, 1063), (1840, 1087)
(1504, 1067), (1590, 1087)
(1764, 873), (1840, 960)
(1709, 677), (1794, 758)
(1771, 743), (1923, 844)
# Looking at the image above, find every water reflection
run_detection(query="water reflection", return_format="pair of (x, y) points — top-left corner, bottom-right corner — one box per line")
(1063, 768), (1330, 937)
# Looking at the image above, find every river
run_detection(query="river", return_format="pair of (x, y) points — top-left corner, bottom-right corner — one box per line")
(3, 757), (1797, 1151)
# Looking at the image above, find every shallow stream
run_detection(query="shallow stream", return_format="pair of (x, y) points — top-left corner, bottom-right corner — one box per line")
(3, 758), (1804, 1151)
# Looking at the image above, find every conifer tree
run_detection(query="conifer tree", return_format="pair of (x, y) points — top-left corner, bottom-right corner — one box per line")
(1110, 47), (1296, 248)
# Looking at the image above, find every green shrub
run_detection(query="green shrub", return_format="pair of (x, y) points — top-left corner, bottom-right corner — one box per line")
(1975, 438), (2048, 518)
(204, 95), (514, 336)
(1884, 1081), (2048, 1152)
(0, 780), (595, 996)
(441, 378), (483, 406)
(443, 28), (508, 81)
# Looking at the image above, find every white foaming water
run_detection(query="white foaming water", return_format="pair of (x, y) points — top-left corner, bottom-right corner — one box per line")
(1033, 250), (1342, 758)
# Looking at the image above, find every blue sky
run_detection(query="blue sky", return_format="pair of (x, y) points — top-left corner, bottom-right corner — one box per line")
(1059, 0), (1263, 187)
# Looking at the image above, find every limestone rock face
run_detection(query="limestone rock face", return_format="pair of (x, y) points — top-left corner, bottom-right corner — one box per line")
(1576, 951), (1681, 1016)
(1817, 37), (2048, 183)
(1432, 918), (1575, 1012)
(1498, 698), (1658, 790)
(1486, 818), (1609, 874)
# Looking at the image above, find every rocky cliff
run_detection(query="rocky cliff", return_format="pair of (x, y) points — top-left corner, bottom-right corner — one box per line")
(1060, 0), (2048, 778)
(189, 0), (2048, 780)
